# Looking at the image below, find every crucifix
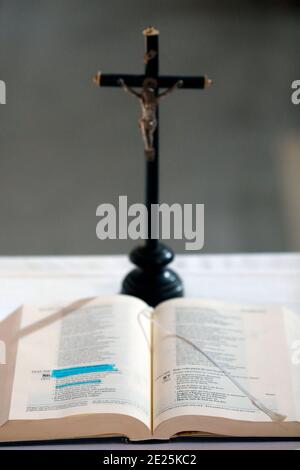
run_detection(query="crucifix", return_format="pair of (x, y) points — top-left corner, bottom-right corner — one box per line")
(93, 26), (212, 307)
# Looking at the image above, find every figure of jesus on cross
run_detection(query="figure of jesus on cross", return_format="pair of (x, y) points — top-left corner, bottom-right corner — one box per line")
(118, 76), (183, 160)
(93, 26), (212, 306)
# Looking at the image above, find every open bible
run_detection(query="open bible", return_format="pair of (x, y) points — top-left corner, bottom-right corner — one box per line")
(0, 295), (300, 442)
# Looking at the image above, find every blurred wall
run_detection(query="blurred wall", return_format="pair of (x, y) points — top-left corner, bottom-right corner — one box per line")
(0, 0), (300, 255)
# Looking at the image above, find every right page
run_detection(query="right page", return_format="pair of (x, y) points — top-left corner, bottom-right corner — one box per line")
(152, 298), (300, 438)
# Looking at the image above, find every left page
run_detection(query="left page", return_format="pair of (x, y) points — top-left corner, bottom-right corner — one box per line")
(6, 295), (151, 435)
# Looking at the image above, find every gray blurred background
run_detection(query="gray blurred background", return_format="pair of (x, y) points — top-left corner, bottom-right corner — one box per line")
(0, 0), (300, 255)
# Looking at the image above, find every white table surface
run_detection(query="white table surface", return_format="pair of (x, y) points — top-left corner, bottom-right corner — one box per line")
(0, 253), (300, 450)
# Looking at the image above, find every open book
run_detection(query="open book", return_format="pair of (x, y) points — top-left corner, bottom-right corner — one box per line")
(0, 295), (300, 442)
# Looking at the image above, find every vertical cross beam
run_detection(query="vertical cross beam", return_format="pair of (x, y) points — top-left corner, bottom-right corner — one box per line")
(144, 27), (159, 249)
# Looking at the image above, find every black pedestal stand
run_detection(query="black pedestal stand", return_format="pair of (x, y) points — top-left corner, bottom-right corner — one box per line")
(122, 243), (183, 307)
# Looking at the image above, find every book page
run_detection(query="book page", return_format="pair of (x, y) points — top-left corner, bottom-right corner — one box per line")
(283, 308), (300, 420)
(8, 296), (151, 429)
(153, 299), (298, 430)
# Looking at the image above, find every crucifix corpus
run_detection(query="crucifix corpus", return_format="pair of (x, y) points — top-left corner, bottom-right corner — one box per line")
(93, 26), (212, 307)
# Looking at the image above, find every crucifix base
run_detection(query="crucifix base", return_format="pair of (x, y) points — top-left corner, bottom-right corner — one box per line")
(121, 243), (184, 307)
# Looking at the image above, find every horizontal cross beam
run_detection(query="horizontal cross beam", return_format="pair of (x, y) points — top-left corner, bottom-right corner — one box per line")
(93, 72), (212, 89)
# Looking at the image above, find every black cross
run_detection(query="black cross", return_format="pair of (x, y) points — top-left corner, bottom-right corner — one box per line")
(93, 26), (212, 306)
(93, 26), (211, 249)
